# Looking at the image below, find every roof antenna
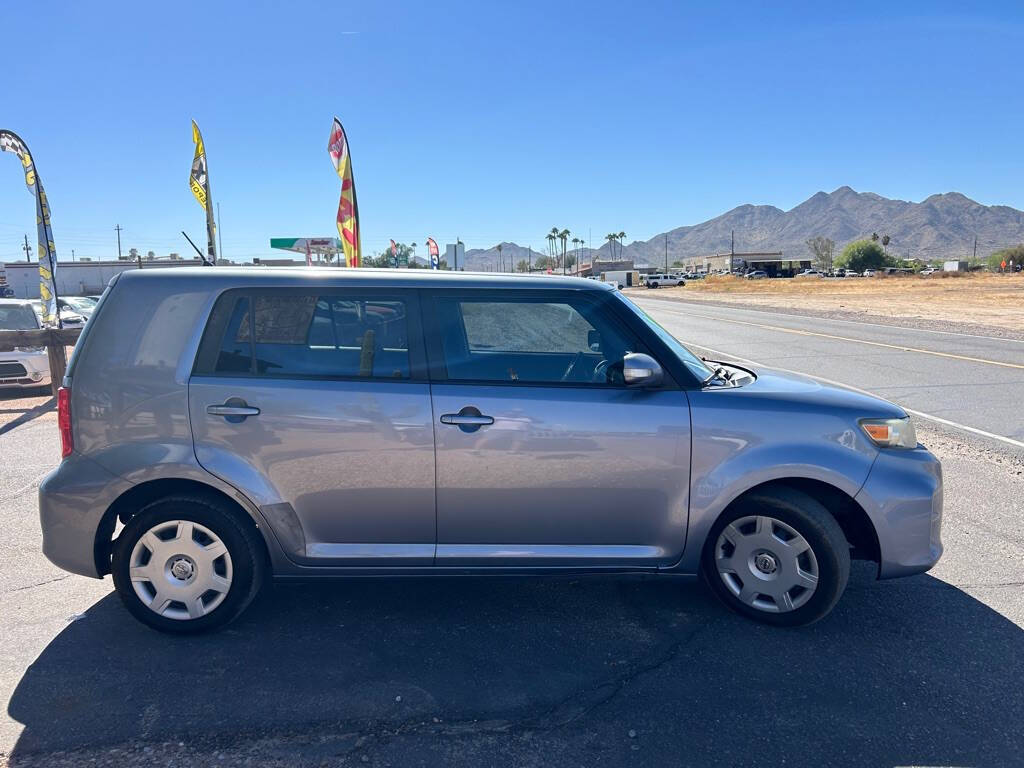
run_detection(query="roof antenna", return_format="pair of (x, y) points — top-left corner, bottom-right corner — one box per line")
(182, 230), (213, 266)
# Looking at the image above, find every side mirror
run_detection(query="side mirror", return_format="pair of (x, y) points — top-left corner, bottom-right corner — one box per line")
(622, 352), (663, 388)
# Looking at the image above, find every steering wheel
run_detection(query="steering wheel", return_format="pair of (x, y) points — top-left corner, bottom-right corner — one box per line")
(560, 351), (586, 382)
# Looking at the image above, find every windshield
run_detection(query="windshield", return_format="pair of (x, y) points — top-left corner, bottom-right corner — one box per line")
(64, 297), (95, 311)
(0, 304), (40, 330)
(613, 293), (714, 382)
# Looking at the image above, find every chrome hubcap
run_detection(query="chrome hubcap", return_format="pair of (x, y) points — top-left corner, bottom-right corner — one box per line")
(714, 515), (819, 613)
(129, 520), (233, 620)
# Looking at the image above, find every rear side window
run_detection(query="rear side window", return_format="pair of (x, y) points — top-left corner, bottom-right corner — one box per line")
(195, 291), (412, 379)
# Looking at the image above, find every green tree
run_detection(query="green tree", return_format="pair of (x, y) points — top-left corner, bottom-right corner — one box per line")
(516, 259), (530, 273)
(989, 245), (1024, 271)
(806, 236), (836, 272)
(836, 239), (892, 272)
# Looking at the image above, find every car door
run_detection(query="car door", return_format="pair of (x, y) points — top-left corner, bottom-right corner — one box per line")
(189, 287), (436, 565)
(425, 289), (691, 567)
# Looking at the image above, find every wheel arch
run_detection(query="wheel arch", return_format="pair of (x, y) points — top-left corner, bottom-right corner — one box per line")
(707, 478), (881, 566)
(94, 478), (271, 577)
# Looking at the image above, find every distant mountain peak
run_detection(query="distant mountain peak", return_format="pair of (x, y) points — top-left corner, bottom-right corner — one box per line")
(458, 187), (1023, 270)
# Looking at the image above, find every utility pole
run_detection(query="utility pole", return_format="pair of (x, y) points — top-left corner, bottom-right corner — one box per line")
(665, 233), (669, 273)
(731, 229), (735, 272)
(217, 202), (224, 262)
(22, 234), (32, 262)
(115, 224), (123, 260)
(71, 249), (76, 262)
(973, 235), (977, 262)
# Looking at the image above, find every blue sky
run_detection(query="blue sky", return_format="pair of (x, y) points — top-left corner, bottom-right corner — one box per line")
(1, 0), (1022, 263)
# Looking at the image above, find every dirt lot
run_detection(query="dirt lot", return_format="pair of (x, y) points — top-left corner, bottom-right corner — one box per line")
(640, 273), (1024, 332)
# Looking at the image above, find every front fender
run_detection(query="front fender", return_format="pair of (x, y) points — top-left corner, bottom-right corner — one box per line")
(669, 388), (879, 573)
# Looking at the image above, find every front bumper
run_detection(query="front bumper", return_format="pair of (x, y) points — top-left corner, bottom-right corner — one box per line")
(0, 351), (50, 388)
(855, 445), (943, 579)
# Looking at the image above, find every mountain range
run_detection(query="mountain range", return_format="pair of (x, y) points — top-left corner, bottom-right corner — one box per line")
(461, 187), (1024, 270)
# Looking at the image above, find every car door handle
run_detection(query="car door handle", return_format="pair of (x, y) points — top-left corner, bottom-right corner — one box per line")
(440, 414), (494, 426)
(207, 404), (260, 417)
(440, 406), (494, 432)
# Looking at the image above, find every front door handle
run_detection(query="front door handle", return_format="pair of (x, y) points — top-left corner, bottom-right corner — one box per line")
(440, 406), (493, 432)
(207, 401), (260, 422)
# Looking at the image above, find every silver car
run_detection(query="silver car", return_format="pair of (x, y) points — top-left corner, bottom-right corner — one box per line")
(39, 269), (943, 633)
(0, 299), (51, 389)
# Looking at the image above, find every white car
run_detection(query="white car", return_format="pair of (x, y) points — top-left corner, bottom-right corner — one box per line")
(59, 296), (98, 318)
(863, 269), (877, 277)
(30, 300), (86, 328)
(745, 270), (768, 279)
(645, 273), (686, 288)
(0, 299), (51, 389)
(797, 269), (824, 278)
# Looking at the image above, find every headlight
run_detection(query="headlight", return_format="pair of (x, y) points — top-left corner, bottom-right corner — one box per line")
(860, 417), (917, 449)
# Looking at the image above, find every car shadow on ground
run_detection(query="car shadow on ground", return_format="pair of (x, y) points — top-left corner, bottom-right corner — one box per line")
(7, 565), (1024, 766)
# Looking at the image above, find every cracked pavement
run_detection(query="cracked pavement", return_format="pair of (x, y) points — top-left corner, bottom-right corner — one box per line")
(2, 382), (1023, 766)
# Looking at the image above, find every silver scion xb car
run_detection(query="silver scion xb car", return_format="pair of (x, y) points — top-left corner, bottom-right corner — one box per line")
(39, 269), (943, 633)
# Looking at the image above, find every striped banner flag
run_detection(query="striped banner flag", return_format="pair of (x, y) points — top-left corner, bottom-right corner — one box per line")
(328, 117), (361, 267)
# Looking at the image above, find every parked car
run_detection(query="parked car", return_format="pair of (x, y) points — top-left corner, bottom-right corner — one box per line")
(863, 269), (877, 277)
(39, 269), (943, 633)
(0, 298), (51, 389)
(797, 269), (824, 278)
(745, 270), (768, 280)
(645, 273), (686, 288)
(843, 271), (860, 278)
(59, 296), (98, 317)
(0, 284), (14, 298)
(920, 267), (938, 276)
(30, 300), (86, 327)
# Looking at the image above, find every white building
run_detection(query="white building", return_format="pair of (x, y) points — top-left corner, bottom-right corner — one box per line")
(1, 258), (205, 298)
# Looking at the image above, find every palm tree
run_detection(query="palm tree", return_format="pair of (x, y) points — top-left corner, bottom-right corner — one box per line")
(558, 229), (570, 274)
(605, 233), (616, 259)
(496, 243), (503, 272)
(410, 242), (417, 265)
(571, 237), (581, 274)
(617, 231), (626, 260)
(546, 233), (557, 268)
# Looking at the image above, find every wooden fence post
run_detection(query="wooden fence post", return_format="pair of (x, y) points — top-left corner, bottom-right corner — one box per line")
(46, 329), (68, 396)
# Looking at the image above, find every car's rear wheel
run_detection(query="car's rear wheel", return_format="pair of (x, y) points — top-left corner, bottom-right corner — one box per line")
(701, 489), (850, 626)
(111, 495), (265, 633)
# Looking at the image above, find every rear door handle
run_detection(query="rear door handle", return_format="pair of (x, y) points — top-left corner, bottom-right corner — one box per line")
(440, 414), (494, 426)
(207, 403), (260, 421)
(440, 406), (493, 432)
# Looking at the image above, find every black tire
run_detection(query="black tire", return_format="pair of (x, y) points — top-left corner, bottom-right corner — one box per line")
(111, 494), (266, 634)
(649, 282), (659, 289)
(701, 488), (850, 627)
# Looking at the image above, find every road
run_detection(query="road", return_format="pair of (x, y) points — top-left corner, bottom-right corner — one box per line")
(633, 296), (1024, 448)
(1, 303), (1023, 767)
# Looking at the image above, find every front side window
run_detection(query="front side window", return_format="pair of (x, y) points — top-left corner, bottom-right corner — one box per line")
(435, 295), (639, 385)
(198, 292), (411, 379)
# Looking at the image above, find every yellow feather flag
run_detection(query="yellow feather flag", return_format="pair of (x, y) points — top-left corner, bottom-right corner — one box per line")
(327, 117), (361, 267)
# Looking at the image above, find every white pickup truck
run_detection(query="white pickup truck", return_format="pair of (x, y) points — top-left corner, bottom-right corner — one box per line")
(644, 273), (686, 288)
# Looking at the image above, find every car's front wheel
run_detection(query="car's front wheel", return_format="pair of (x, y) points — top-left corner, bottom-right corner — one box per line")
(111, 495), (266, 633)
(701, 489), (850, 626)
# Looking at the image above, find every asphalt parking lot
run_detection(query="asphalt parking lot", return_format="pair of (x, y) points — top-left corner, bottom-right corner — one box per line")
(2, 305), (1023, 767)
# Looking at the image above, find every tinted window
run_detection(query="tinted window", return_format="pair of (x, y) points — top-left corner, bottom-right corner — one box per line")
(201, 292), (411, 379)
(436, 296), (637, 384)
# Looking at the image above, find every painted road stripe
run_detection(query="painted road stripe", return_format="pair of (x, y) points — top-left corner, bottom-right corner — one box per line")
(649, 306), (1024, 370)
(682, 340), (1024, 450)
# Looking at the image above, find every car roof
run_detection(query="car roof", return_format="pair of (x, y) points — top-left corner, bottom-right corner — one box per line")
(113, 267), (614, 292)
(0, 298), (34, 306)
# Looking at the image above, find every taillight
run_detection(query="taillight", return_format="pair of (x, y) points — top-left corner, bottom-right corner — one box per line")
(58, 386), (73, 458)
